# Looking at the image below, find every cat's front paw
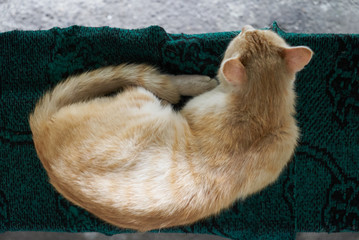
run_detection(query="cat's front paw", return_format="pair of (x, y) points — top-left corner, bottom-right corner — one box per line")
(196, 76), (218, 93)
(170, 75), (218, 96)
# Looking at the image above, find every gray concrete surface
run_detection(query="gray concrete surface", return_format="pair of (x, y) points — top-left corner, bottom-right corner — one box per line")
(1, 0), (359, 33)
(0, 232), (228, 240)
(1, 0), (359, 240)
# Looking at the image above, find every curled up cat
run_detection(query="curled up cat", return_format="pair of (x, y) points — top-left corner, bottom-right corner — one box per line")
(29, 25), (313, 231)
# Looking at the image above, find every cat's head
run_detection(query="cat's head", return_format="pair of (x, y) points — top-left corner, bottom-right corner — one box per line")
(219, 25), (313, 91)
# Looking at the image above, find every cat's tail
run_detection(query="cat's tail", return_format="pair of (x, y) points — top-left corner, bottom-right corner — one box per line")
(29, 64), (180, 132)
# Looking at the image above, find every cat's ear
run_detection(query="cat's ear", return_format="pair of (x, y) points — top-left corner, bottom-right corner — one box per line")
(221, 57), (247, 85)
(283, 46), (313, 73)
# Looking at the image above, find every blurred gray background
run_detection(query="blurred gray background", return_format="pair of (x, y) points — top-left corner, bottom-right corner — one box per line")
(1, 0), (359, 33)
(1, 0), (358, 240)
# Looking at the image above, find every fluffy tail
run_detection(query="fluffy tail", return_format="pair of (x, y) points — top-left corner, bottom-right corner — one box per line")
(29, 64), (179, 133)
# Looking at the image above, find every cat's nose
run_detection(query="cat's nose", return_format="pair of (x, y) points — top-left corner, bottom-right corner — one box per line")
(242, 25), (255, 32)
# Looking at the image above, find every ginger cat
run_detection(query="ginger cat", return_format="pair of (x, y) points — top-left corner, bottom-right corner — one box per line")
(29, 25), (313, 231)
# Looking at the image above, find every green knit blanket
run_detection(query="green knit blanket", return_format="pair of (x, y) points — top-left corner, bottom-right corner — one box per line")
(0, 22), (358, 240)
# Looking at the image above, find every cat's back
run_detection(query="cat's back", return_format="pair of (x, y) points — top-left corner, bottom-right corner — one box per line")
(42, 86), (181, 170)
(37, 87), (218, 231)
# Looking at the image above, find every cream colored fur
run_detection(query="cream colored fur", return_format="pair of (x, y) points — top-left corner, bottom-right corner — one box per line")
(29, 26), (313, 231)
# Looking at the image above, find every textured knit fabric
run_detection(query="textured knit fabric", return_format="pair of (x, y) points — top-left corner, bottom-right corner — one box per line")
(0, 22), (358, 240)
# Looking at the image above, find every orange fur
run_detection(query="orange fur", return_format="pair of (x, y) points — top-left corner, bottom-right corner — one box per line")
(29, 26), (313, 231)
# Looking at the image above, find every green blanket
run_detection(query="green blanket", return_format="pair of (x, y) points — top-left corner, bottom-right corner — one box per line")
(0, 22), (358, 240)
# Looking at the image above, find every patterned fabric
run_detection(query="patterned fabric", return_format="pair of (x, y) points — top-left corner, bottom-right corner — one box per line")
(0, 22), (358, 240)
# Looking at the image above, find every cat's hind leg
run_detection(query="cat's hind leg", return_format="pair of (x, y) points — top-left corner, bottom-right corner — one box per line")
(167, 75), (218, 96)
